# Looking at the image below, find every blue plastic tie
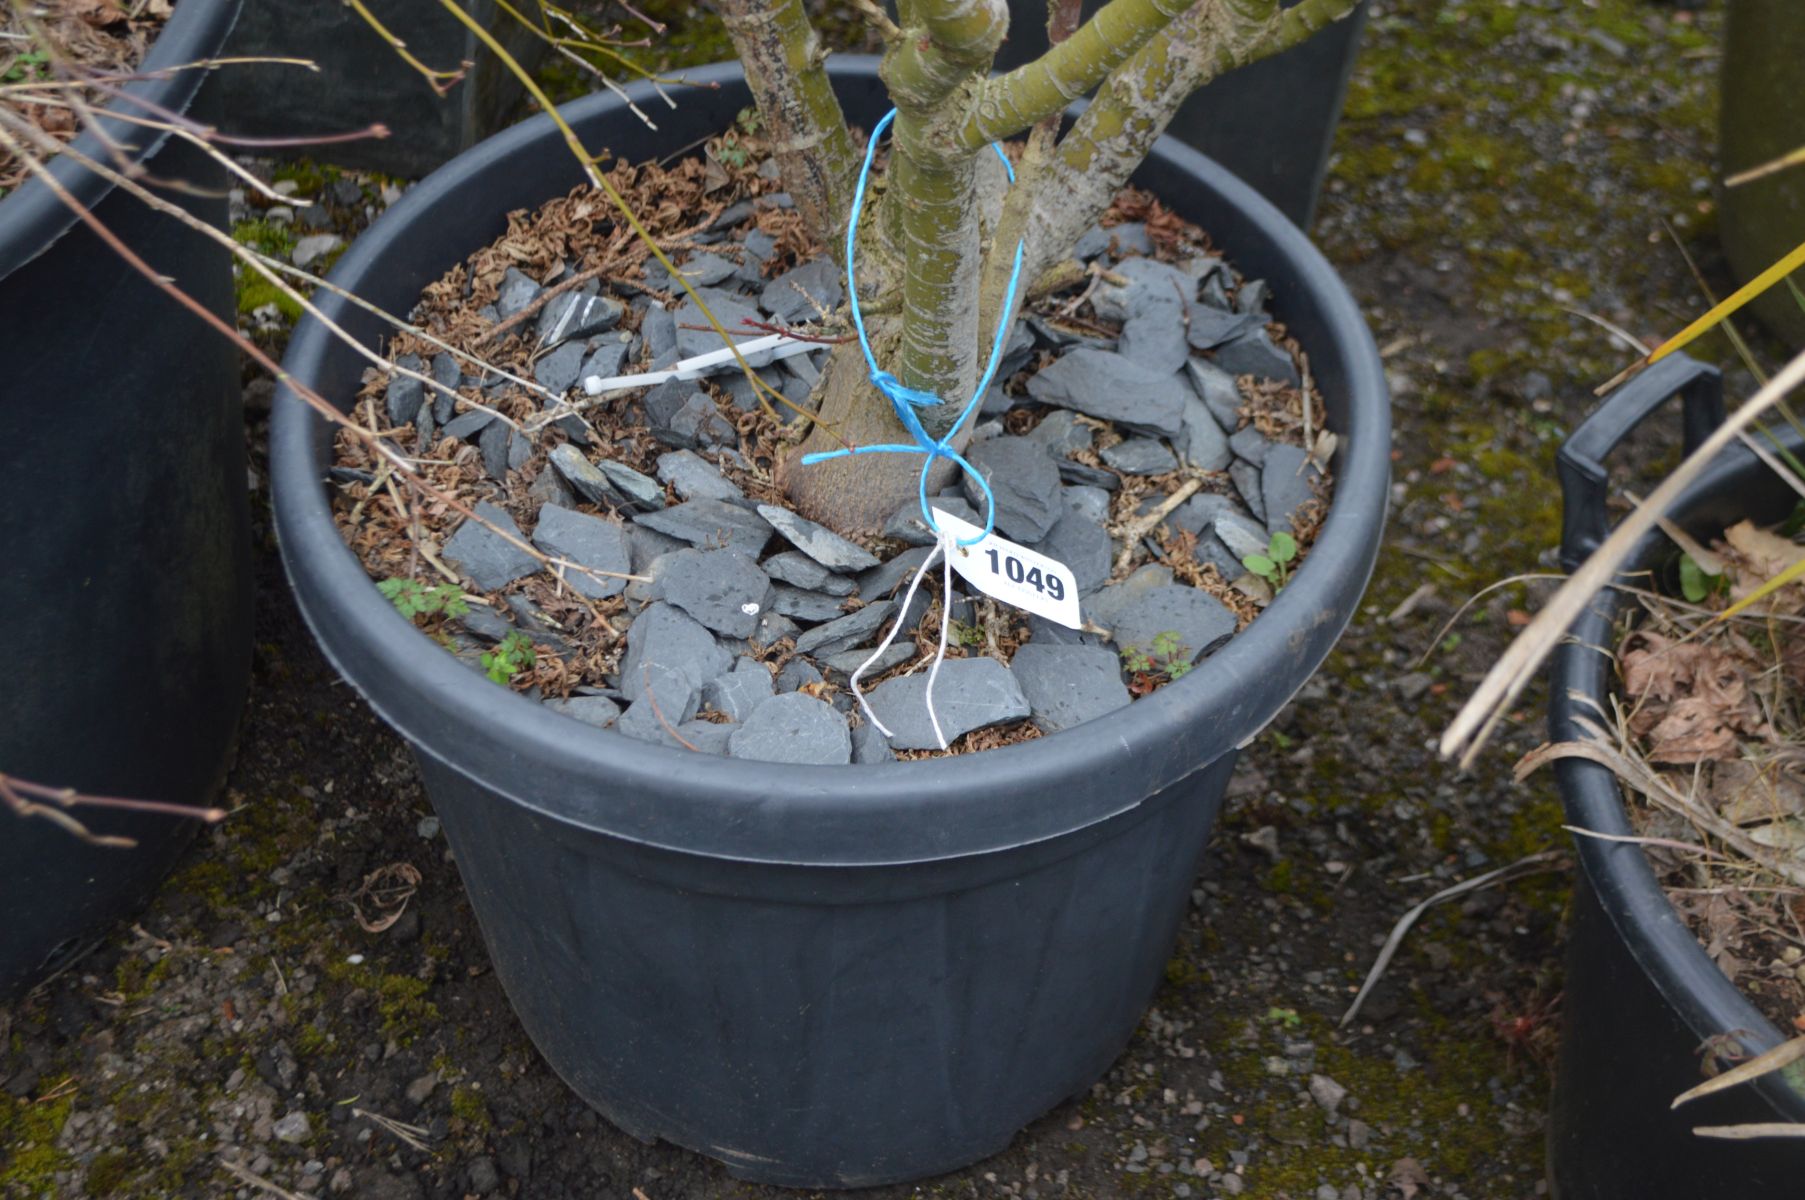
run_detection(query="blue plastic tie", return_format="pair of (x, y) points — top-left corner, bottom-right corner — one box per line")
(799, 108), (1026, 547)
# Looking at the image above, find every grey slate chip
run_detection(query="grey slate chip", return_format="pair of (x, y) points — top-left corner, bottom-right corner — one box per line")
(729, 693), (851, 764)
(547, 695), (622, 728)
(1178, 395), (1234, 471)
(1212, 327), (1301, 386)
(442, 409), (495, 440)
(549, 443), (620, 507)
(538, 290), (623, 347)
(822, 643), (914, 678)
(1026, 348), (1189, 439)
(1185, 306), (1262, 351)
(864, 657), (1031, 751)
(1100, 437), (1178, 476)
(658, 548), (773, 638)
(578, 336), (631, 387)
(646, 253), (736, 291)
(763, 550), (857, 596)
(884, 497), (981, 547)
(1235, 279), (1272, 315)
(618, 602), (732, 701)
(496, 267), (542, 318)
(962, 436), (1064, 544)
(1229, 425), (1273, 468)
(1062, 484), (1112, 525)
(1117, 308), (1190, 377)
(678, 720), (736, 754)
(641, 303), (677, 359)
(751, 609), (799, 648)
(793, 601), (897, 657)
(776, 658), (825, 693)
(635, 498), (773, 557)
(1058, 461), (1120, 490)
(1160, 492), (1238, 539)
(530, 504), (631, 599)
(1108, 585), (1237, 664)
(615, 667), (702, 747)
(759, 258), (844, 325)
(1086, 564), (1176, 630)
(756, 505), (880, 572)
(458, 606), (515, 644)
(673, 288), (763, 359)
(1185, 357), (1244, 432)
(769, 584), (851, 622)
(533, 341), (589, 395)
(1214, 509), (1271, 561)
(1261, 443), (1322, 534)
(857, 546), (936, 601)
(1010, 643), (1132, 733)
(662, 394), (738, 450)
(850, 721), (895, 764)
(1091, 257), (1199, 322)
(527, 456), (573, 508)
(386, 354), (424, 427)
(596, 459), (665, 511)
(701, 657), (775, 722)
(1230, 459), (1266, 522)
(442, 501), (538, 591)
(656, 450), (745, 504)
(1026, 409), (1094, 458)
(628, 523), (685, 572)
(1039, 503), (1113, 597)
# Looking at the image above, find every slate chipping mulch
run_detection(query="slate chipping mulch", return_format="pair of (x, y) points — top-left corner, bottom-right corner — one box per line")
(0, 1), (1751, 1196)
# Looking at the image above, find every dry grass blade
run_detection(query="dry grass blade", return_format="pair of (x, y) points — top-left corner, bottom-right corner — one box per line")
(1725, 144), (1805, 189)
(1339, 850), (1566, 1028)
(353, 1106), (435, 1152)
(1672, 1034), (1805, 1109)
(1441, 344), (1805, 769)
(1691, 1122), (1805, 1140)
(219, 1159), (312, 1200)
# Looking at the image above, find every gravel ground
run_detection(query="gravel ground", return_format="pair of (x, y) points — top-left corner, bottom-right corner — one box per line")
(0, 1), (1752, 1196)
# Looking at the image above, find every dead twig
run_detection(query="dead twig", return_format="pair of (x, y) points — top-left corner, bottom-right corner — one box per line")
(1339, 850), (1568, 1028)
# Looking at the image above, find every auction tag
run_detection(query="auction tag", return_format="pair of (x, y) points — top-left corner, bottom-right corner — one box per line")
(931, 507), (1082, 628)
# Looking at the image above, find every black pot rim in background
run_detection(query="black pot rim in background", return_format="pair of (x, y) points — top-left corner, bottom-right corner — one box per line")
(0, 0), (239, 281)
(270, 57), (1391, 869)
(1550, 352), (1805, 1123)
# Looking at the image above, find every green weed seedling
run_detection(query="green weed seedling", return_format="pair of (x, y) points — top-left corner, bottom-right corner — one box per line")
(1242, 530), (1298, 588)
(481, 631), (536, 685)
(1121, 630), (1194, 694)
(1677, 553), (1727, 604)
(377, 577), (470, 621)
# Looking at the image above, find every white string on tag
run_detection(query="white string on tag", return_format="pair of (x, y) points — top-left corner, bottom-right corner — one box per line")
(849, 527), (960, 751)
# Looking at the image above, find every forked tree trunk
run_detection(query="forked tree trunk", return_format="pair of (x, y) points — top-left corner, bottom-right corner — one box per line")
(713, 0), (1361, 537)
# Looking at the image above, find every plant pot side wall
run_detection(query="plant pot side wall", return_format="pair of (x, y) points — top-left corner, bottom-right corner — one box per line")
(1548, 366), (1805, 1197)
(1718, 0), (1805, 345)
(216, 0), (545, 178)
(0, 0), (252, 996)
(997, 0), (1369, 228)
(269, 58), (1389, 1188)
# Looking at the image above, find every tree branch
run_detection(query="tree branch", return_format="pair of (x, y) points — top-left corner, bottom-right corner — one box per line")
(884, 0), (1009, 108)
(962, 0), (1200, 148)
(1018, 0), (1360, 288)
(715, 0), (860, 256)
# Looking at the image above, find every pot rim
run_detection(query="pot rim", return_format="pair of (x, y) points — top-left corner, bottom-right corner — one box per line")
(271, 56), (1391, 867)
(0, 0), (241, 281)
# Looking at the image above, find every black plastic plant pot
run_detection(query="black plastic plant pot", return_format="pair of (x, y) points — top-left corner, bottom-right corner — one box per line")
(1548, 354), (1805, 1197)
(270, 58), (1390, 1188)
(0, 0), (253, 997)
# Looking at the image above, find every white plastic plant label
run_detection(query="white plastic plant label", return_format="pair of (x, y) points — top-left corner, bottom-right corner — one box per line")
(930, 507), (1082, 629)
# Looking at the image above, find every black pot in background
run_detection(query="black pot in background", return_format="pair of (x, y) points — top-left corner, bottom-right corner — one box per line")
(1548, 354), (1805, 1196)
(998, 0), (1369, 228)
(270, 58), (1390, 1187)
(215, 0), (546, 178)
(0, 0), (253, 997)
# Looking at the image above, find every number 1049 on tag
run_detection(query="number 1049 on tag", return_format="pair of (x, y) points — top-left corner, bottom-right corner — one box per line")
(930, 507), (1083, 629)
